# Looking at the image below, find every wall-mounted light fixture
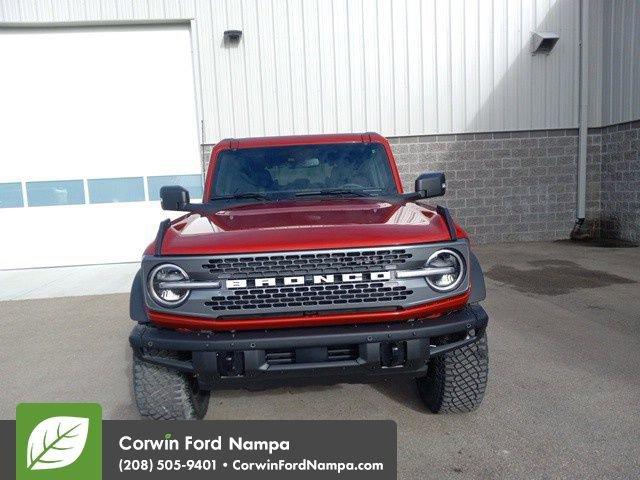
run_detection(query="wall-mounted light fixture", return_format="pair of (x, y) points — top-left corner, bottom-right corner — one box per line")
(223, 30), (242, 45)
(531, 31), (560, 55)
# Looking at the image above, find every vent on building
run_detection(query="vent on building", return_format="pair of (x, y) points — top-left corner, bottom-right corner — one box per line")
(531, 32), (559, 55)
(223, 30), (242, 45)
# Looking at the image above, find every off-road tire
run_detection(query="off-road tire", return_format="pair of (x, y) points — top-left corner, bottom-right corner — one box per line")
(133, 349), (210, 420)
(416, 332), (488, 413)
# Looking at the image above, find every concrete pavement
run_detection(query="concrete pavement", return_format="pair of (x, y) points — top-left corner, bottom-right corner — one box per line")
(1, 241), (639, 479)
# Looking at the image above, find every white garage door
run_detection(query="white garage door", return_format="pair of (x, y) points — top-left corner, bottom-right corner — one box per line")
(0, 24), (202, 269)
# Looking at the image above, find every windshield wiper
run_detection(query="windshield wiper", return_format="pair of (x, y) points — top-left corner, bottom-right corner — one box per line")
(295, 188), (382, 198)
(210, 192), (271, 201)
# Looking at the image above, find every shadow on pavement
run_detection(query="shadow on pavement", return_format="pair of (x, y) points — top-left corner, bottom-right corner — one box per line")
(486, 259), (636, 296)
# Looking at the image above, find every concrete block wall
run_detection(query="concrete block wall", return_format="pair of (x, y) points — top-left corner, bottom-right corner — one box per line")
(599, 121), (640, 243)
(202, 122), (638, 244)
(388, 130), (601, 244)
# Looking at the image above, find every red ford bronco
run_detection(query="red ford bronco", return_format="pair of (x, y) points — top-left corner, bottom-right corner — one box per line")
(129, 133), (488, 419)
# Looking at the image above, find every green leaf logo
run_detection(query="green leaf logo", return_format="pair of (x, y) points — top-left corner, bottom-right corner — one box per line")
(26, 416), (89, 471)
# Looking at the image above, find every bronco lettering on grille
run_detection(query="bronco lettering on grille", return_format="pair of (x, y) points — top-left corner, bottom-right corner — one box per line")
(225, 271), (392, 289)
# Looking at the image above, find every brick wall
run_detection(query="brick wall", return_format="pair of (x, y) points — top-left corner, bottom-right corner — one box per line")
(388, 129), (602, 243)
(599, 121), (640, 243)
(201, 122), (638, 244)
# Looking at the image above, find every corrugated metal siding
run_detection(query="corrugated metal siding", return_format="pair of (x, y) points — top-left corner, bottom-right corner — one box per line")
(1, 0), (587, 142)
(587, 0), (603, 126)
(600, 0), (640, 126)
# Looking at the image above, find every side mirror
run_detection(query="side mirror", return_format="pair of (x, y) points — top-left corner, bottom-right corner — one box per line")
(415, 172), (446, 198)
(160, 185), (190, 211)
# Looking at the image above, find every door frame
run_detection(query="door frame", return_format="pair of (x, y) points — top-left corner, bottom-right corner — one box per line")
(0, 19), (205, 269)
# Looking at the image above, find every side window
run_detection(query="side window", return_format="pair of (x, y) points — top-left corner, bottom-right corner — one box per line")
(148, 175), (203, 201)
(88, 177), (145, 204)
(26, 180), (85, 207)
(0, 182), (24, 208)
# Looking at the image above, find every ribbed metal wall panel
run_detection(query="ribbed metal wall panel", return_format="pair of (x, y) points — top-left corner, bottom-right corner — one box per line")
(601, 0), (640, 126)
(588, 0), (603, 126)
(1, 0), (593, 142)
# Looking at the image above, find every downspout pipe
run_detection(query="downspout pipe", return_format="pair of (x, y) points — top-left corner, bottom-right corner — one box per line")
(572, 0), (590, 240)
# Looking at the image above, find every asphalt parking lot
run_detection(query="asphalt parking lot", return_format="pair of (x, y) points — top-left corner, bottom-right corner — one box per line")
(1, 241), (639, 479)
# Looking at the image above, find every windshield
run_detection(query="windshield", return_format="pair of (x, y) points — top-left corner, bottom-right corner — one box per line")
(210, 143), (397, 199)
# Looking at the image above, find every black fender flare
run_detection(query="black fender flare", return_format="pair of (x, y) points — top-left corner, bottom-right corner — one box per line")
(469, 251), (486, 304)
(129, 269), (150, 323)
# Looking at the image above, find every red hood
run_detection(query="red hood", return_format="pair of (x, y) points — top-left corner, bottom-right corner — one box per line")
(158, 198), (464, 255)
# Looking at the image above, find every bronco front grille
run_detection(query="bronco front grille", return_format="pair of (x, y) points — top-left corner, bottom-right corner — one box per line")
(143, 240), (471, 319)
(204, 282), (414, 311)
(201, 249), (413, 278)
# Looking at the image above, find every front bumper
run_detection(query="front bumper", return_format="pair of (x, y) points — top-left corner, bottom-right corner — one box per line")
(129, 305), (488, 390)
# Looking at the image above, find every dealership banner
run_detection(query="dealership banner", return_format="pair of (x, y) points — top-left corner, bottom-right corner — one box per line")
(2, 404), (396, 479)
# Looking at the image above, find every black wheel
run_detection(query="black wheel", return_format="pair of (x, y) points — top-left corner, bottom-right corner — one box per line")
(132, 349), (210, 420)
(417, 332), (488, 413)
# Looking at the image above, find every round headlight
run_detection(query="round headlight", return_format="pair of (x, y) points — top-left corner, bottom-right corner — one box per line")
(148, 264), (190, 307)
(425, 249), (465, 292)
